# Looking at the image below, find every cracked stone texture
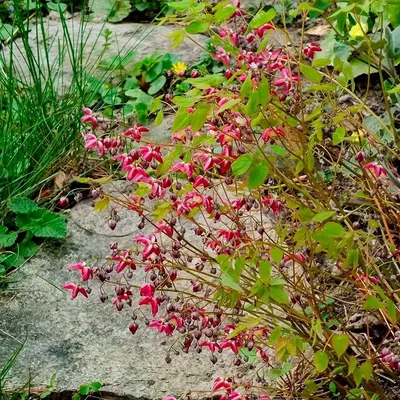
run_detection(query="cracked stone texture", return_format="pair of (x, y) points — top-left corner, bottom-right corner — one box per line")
(1, 14), (206, 93)
(0, 181), (267, 398)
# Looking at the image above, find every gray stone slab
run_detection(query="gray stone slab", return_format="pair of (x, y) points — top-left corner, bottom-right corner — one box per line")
(0, 197), (252, 398)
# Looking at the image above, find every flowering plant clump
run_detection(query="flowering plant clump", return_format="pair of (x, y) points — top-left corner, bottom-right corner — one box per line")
(65, 1), (400, 399)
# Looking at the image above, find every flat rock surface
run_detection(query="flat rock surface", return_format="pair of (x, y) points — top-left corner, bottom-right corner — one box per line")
(0, 193), (253, 399)
(1, 15), (206, 93)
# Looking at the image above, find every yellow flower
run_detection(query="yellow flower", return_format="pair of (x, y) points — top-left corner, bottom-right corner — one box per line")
(349, 23), (367, 39)
(348, 130), (365, 143)
(172, 61), (187, 76)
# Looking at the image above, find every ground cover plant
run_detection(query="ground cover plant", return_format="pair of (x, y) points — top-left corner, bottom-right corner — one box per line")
(0, 1), (161, 282)
(57, 0), (400, 398)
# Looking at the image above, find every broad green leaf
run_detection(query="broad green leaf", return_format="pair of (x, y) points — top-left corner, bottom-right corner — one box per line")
(172, 96), (195, 107)
(190, 103), (211, 131)
(259, 260), (271, 284)
(148, 75), (167, 95)
(360, 360), (372, 381)
(247, 9), (276, 33)
(185, 74), (225, 89)
(314, 351), (329, 372)
(16, 241), (38, 258)
(185, 21), (209, 34)
(0, 230), (18, 248)
(312, 211), (335, 222)
(269, 285), (289, 304)
(331, 334), (349, 359)
(332, 127), (345, 145)
(241, 76), (252, 98)
(248, 163), (269, 189)
(348, 356), (357, 374)
(322, 222), (345, 237)
(215, 6), (236, 23)
(300, 64), (323, 83)
(270, 145), (288, 157)
(9, 197), (40, 214)
(47, 2), (68, 12)
(168, 0), (193, 12)
(167, 29), (186, 49)
(91, 0), (131, 22)
(154, 109), (164, 126)
(268, 326), (282, 344)
(94, 196), (110, 212)
(363, 295), (385, 310)
(0, 24), (13, 41)
(232, 154), (252, 176)
(221, 274), (244, 292)
(16, 210), (67, 239)
(271, 247), (283, 264)
(258, 77), (270, 107)
(173, 108), (191, 131)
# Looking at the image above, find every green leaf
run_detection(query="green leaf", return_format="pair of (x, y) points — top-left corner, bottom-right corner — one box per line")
(300, 64), (323, 83)
(271, 247), (283, 264)
(363, 295), (385, 310)
(312, 211), (335, 222)
(0, 230), (18, 248)
(16, 209), (67, 239)
(154, 109), (164, 126)
(331, 334), (349, 359)
(270, 145), (288, 157)
(16, 241), (38, 257)
(348, 356), (357, 374)
(185, 74), (225, 89)
(269, 285), (289, 304)
(332, 127), (346, 145)
(322, 222), (345, 237)
(312, 58), (331, 68)
(215, 5), (236, 23)
(360, 360), (372, 381)
(172, 108), (191, 131)
(248, 162), (269, 189)
(145, 61), (164, 83)
(172, 96), (195, 107)
(246, 91), (259, 115)
(167, 29), (186, 49)
(148, 75), (167, 95)
(168, 0), (193, 12)
(232, 154), (252, 176)
(190, 103), (211, 132)
(241, 76), (252, 98)
(0, 24), (13, 41)
(314, 351), (329, 373)
(247, 9), (276, 33)
(89, 381), (102, 392)
(259, 260), (271, 285)
(91, 0), (131, 23)
(79, 385), (90, 396)
(47, 2), (68, 12)
(268, 326), (282, 344)
(9, 197), (40, 214)
(258, 77), (270, 107)
(185, 21), (209, 34)
(221, 274), (244, 293)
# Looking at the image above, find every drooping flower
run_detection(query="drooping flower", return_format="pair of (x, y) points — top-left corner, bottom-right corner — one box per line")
(171, 162), (195, 177)
(272, 68), (299, 94)
(81, 107), (97, 129)
(62, 283), (88, 299)
(212, 377), (232, 392)
(67, 262), (93, 282)
(303, 42), (322, 59)
(136, 234), (160, 260)
(363, 162), (387, 178)
(122, 166), (153, 184)
(124, 124), (149, 141)
(262, 127), (285, 143)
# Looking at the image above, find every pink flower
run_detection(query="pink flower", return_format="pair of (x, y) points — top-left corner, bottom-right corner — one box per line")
(212, 47), (231, 67)
(193, 175), (210, 188)
(62, 283), (88, 299)
(262, 127), (285, 143)
(81, 107), (97, 129)
(67, 262), (93, 282)
(151, 182), (166, 199)
(256, 23), (274, 38)
(171, 162), (194, 177)
(84, 133), (98, 150)
(200, 340), (221, 352)
(363, 162), (387, 178)
(122, 166), (153, 184)
(303, 42), (322, 59)
(138, 145), (163, 163)
(213, 377), (232, 392)
(156, 220), (174, 237)
(136, 234), (160, 259)
(139, 284), (159, 316)
(112, 251), (136, 273)
(163, 397), (177, 400)
(273, 68), (299, 94)
(262, 196), (282, 215)
(148, 319), (174, 335)
(124, 124), (149, 141)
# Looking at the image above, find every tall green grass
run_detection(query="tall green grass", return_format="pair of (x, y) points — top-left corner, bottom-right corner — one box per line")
(0, 344), (23, 400)
(0, 3), (156, 213)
